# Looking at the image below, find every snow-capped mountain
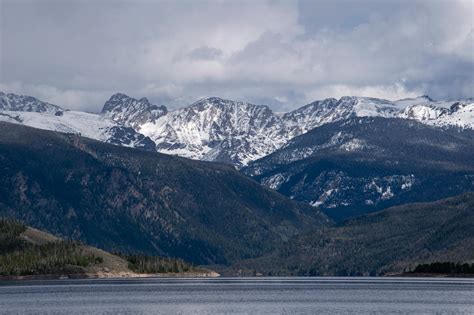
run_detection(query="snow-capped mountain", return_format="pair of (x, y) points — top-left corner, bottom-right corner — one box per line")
(0, 92), (156, 151)
(1, 91), (473, 166)
(139, 97), (289, 165)
(102, 93), (167, 129)
(0, 92), (63, 115)
(283, 95), (474, 132)
(137, 95), (473, 166)
(242, 117), (474, 221)
(282, 96), (402, 135)
(398, 99), (474, 128)
(3, 90), (472, 223)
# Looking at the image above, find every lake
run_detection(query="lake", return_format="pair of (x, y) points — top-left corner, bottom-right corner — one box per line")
(0, 277), (473, 314)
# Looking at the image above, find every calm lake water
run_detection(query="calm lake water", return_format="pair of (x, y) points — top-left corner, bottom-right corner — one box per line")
(0, 277), (473, 314)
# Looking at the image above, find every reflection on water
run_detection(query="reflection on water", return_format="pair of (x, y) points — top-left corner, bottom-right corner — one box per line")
(0, 277), (473, 314)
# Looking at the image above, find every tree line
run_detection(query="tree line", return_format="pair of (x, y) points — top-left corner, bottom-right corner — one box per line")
(1, 218), (201, 276)
(122, 254), (195, 274)
(0, 218), (102, 276)
(411, 262), (474, 275)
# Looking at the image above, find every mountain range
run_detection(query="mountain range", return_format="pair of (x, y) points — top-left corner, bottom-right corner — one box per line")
(1, 90), (473, 274)
(0, 92), (156, 151)
(2, 90), (473, 220)
(2, 121), (471, 276)
(1, 92), (473, 167)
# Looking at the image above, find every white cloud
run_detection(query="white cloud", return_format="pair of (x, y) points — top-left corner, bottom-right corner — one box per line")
(0, 82), (110, 112)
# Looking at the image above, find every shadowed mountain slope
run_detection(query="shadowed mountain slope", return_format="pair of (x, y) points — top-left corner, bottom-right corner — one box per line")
(244, 117), (474, 221)
(0, 122), (328, 265)
(230, 193), (474, 276)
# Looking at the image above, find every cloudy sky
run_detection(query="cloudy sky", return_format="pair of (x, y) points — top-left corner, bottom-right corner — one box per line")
(1, 0), (473, 112)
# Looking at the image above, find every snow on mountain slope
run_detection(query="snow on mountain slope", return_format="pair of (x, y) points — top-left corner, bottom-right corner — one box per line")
(0, 92), (63, 115)
(122, 94), (474, 166)
(139, 97), (287, 165)
(2, 91), (473, 166)
(282, 96), (403, 135)
(101, 93), (167, 129)
(285, 96), (474, 131)
(243, 117), (474, 221)
(137, 96), (418, 166)
(398, 101), (474, 128)
(0, 110), (115, 140)
(281, 98), (339, 136)
(0, 93), (156, 151)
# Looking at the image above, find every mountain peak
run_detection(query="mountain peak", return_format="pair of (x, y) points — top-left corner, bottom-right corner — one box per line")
(188, 97), (261, 112)
(106, 92), (154, 106)
(339, 96), (358, 101)
(0, 91), (63, 114)
(102, 93), (164, 112)
(193, 96), (238, 106)
(108, 92), (131, 101)
(101, 93), (167, 128)
(202, 96), (225, 102)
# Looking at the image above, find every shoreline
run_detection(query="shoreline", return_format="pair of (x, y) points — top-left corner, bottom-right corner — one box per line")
(0, 271), (220, 281)
(389, 272), (474, 278)
(3, 273), (474, 281)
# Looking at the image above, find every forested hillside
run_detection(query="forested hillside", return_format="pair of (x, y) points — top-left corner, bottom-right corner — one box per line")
(0, 218), (103, 276)
(244, 117), (474, 221)
(230, 193), (474, 276)
(0, 122), (328, 266)
(0, 218), (208, 277)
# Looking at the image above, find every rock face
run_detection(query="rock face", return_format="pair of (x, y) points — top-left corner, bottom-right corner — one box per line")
(139, 97), (288, 166)
(243, 117), (474, 221)
(105, 126), (156, 151)
(101, 93), (167, 129)
(0, 92), (63, 115)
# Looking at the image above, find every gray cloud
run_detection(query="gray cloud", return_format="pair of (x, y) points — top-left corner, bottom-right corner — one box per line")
(1, 0), (472, 112)
(187, 47), (223, 61)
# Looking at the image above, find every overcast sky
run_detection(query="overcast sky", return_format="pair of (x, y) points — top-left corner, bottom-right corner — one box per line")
(1, 0), (473, 112)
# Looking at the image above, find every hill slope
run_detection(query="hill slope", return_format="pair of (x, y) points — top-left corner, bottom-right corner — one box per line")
(231, 193), (474, 276)
(0, 218), (214, 278)
(0, 122), (328, 265)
